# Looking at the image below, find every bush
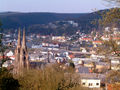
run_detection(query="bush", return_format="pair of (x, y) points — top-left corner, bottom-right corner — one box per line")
(0, 68), (20, 90)
(17, 64), (86, 90)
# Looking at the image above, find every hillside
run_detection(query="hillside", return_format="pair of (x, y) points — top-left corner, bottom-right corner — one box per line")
(0, 11), (102, 35)
(0, 12), (85, 29)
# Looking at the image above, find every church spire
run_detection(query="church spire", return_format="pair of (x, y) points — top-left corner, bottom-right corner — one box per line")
(17, 28), (21, 48)
(22, 28), (26, 49)
(14, 28), (21, 74)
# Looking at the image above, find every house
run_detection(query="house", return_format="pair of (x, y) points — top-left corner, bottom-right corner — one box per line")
(6, 50), (14, 56)
(113, 27), (119, 35)
(32, 45), (42, 48)
(75, 66), (90, 73)
(111, 59), (120, 64)
(80, 38), (92, 42)
(81, 48), (87, 53)
(6, 51), (15, 60)
(113, 37), (120, 41)
(2, 60), (13, 68)
(105, 27), (110, 32)
(80, 73), (106, 89)
(93, 41), (102, 45)
(90, 54), (105, 59)
(101, 36), (109, 41)
(29, 54), (46, 61)
(81, 78), (101, 88)
(109, 57), (120, 70)
(52, 36), (66, 42)
(95, 62), (110, 73)
(68, 54), (75, 59)
(111, 64), (120, 70)
(42, 43), (49, 47)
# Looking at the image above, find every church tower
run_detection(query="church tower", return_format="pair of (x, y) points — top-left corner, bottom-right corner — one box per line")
(20, 29), (29, 70)
(14, 28), (29, 75)
(14, 28), (21, 74)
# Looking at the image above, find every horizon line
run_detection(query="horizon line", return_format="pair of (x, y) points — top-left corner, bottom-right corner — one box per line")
(0, 8), (110, 14)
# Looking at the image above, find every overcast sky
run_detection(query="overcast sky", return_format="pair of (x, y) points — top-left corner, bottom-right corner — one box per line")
(0, 0), (110, 13)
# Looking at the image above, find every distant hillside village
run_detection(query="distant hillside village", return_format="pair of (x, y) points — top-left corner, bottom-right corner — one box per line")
(1, 26), (120, 89)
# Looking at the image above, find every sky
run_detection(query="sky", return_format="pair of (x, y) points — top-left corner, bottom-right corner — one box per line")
(0, 0), (110, 13)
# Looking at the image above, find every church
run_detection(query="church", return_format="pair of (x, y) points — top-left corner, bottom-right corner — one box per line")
(14, 28), (29, 74)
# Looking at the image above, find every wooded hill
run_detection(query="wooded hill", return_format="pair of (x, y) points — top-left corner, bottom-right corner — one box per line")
(0, 11), (103, 35)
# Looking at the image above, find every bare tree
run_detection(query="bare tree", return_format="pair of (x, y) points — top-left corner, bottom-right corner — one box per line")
(104, 0), (120, 6)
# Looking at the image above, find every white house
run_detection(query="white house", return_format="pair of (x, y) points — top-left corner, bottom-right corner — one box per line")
(2, 60), (13, 68)
(105, 27), (110, 32)
(111, 59), (120, 70)
(6, 51), (14, 57)
(52, 36), (66, 42)
(90, 54), (105, 59)
(101, 36), (109, 41)
(81, 78), (101, 88)
(111, 65), (120, 70)
(111, 59), (120, 64)
(6, 51), (15, 60)
(81, 48), (87, 53)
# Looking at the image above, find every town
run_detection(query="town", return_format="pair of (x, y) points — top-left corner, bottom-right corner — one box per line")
(1, 25), (120, 89)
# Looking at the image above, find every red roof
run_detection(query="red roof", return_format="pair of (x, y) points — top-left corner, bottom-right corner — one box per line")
(81, 38), (92, 41)
(69, 54), (75, 59)
(113, 37), (120, 40)
(93, 41), (102, 44)
(0, 56), (15, 60)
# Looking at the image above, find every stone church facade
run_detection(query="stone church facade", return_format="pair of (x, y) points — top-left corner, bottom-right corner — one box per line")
(14, 28), (29, 74)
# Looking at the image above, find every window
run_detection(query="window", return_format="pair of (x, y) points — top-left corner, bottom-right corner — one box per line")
(82, 83), (85, 85)
(23, 51), (26, 54)
(96, 83), (99, 85)
(24, 56), (26, 60)
(89, 83), (92, 86)
(18, 49), (20, 53)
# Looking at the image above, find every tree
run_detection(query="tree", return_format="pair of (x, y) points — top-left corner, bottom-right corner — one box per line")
(18, 65), (87, 90)
(100, 0), (120, 26)
(0, 21), (20, 90)
(69, 60), (75, 69)
(0, 21), (8, 68)
(99, 8), (120, 26)
(96, 1), (120, 57)
(96, 0), (120, 86)
(0, 68), (20, 90)
(95, 1), (120, 62)
(106, 70), (120, 83)
(91, 62), (96, 73)
(97, 38), (120, 56)
(104, 0), (120, 6)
